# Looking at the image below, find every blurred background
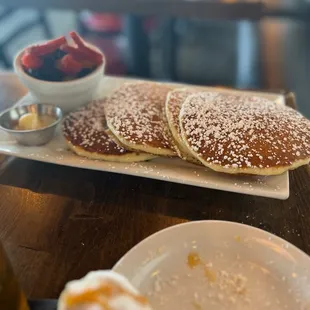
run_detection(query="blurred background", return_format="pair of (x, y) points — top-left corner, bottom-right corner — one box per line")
(0, 0), (309, 117)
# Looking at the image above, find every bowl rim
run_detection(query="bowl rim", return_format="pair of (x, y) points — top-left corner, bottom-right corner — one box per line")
(0, 103), (63, 133)
(14, 41), (105, 86)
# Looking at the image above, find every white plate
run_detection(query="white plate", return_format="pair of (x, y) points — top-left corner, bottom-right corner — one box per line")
(0, 76), (289, 199)
(113, 221), (310, 310)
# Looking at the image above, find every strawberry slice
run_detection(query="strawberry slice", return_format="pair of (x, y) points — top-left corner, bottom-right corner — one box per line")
(69, 32), (103, 65)
(60, 44), (88, 61)
(69, 31), (85, 48)
(21, 52), (43, 69)
(58, 54), (83, 75)
(60, 44), (103, 66)
(27, 36), (66, 56)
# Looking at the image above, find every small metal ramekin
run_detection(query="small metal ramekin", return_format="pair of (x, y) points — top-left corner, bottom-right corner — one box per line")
(0, 103), (62, 146)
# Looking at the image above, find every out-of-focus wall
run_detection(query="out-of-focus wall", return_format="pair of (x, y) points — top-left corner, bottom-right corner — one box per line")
(260, 0), (310, 117)
(0, 7), (76, 68)
(283, 21), (310, 117)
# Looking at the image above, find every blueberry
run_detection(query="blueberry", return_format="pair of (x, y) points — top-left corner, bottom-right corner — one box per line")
(42, 55), (55, 69)
(39, 67), (64, 82)
(42, 49), (67, 68)
(26, 68), (41, 79)
(77, 67), (94, 79)
(54, 49), (67, 60)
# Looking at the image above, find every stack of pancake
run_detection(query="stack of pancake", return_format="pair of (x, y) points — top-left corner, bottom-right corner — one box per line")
(63, 82), (310, 176)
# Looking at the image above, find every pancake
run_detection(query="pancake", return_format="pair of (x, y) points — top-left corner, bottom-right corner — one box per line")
(166, 88), (218, 164)
(63, 99), (155, 162)
(180, 93), (310, 175)
(104, 82), (176, 156)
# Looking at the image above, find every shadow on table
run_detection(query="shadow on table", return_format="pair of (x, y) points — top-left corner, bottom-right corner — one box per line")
(1, 158), (309, 289)
(29, 299), (57, 310)
(0, 157), (295, 231)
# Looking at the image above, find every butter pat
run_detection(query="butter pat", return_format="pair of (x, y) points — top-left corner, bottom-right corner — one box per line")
(17, 113), (55, 130)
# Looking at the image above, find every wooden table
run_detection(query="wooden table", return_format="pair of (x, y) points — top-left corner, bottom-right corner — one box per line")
(0, 73), (310, 300)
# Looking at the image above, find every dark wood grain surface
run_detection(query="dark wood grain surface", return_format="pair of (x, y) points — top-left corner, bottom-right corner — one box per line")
(29, 300), (57, 310)
(0, 74), (310, 301)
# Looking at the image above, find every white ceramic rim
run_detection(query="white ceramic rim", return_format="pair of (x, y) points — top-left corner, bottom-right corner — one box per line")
(113, 220), (310, 270)
(13, 41), (105, 86)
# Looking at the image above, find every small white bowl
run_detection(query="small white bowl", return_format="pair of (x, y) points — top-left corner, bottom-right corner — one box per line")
(14, 42), (105, 113)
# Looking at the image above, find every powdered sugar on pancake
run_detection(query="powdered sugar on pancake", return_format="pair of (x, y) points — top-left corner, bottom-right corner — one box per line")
(180, 93), (310, 174)
(63, 100), (130, 155)
(104, 82), (176, 156)
(167, 88), (218, 136)
(166, 88), (218, 163)
(63, 100), (154, 162)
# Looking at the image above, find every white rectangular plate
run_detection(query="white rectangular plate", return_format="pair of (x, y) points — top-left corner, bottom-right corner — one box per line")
(0, 77), (289, 199)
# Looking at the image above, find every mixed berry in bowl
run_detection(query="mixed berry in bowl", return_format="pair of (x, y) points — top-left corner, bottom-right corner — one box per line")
(21, 32), (104, 82)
